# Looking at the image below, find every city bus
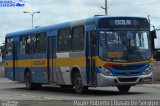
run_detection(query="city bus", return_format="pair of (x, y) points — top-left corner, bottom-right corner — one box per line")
(5, 16), (155, 94)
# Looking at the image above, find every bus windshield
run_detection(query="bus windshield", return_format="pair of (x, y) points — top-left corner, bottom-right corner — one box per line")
(99, 31), (151, 62)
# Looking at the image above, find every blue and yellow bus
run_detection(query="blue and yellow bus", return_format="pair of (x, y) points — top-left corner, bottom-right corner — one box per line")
(5, 16), (155, 93)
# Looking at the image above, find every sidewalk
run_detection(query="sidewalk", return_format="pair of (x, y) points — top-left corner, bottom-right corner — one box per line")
(138, 81), (160, 89)
(139, 84), (160, 89)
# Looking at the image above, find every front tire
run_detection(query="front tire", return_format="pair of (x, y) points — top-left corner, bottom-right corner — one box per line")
(73, 72), (88, 94)
(117, 85), (131, 93)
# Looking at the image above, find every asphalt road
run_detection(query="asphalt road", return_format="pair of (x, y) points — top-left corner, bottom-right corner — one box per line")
(0, 78), (160, 106)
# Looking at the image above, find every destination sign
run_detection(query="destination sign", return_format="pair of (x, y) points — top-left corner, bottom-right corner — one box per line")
(115, 20), (131, 25)
(98, 17), (149, 29)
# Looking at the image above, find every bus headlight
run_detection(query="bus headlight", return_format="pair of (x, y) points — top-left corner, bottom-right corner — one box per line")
(142, 66), (152, 75)
(99, 67), (113, 76)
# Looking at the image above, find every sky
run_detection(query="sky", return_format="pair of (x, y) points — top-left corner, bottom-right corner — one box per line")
(0, 0), (160, 45)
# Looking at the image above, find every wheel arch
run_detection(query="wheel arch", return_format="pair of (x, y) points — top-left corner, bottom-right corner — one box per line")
(24, 67), (31, 78)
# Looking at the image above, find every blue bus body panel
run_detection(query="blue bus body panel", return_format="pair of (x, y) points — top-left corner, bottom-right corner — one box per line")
(6, 22), (69, 37)
(5, 68), (14, 80)
(47, 30), (58, 37)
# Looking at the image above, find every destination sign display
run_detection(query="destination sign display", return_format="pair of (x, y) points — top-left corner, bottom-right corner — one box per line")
(98, 17), (150, 29)
(115, 20), (131, 25)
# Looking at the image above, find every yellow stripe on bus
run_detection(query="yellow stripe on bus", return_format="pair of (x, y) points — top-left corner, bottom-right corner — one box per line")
(5, 58), (47, 68)
(55, 57), (86, 67)
(4, 56), (153, 68)
(95, 56), (153, 66)
(5, 57), (86, 68)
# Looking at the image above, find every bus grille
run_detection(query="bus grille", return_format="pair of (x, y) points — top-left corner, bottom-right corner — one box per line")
(115, 72), (141, 76)
(112, 64), (144, 70)
(118, 77), (138, 82)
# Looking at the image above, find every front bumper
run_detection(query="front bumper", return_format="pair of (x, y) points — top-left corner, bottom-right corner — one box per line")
(97, 72), (153, 87)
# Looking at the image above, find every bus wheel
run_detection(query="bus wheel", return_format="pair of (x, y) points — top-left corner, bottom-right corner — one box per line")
(73, 72), (88, 94)
(117, 86), (131, 93)
(60, 85), (73, 89)
(25, 72), (34, 90)
(34, 84), (42, 90)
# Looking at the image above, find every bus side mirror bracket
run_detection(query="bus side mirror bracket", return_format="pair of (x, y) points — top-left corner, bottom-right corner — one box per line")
(91, 31), (96, 45)
(151, 30), (157, 39)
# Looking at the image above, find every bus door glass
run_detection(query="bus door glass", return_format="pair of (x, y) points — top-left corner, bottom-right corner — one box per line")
(13, 41), (19, 80)
(48, 37), (57, 83)
(86, 31), (97, 85)
(9, 41), (18, 80)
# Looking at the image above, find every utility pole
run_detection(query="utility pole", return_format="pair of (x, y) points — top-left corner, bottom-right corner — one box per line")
(100, 0), (108, 15)
(148, 14), (150, 26)
(23, 11), (40, 28)
(105, 0), (107, 15)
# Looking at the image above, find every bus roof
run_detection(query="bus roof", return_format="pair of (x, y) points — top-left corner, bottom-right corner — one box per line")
(6, 16), (147, 38)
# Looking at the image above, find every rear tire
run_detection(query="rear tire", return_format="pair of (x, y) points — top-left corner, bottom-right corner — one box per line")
(73, 72), (88, 94)
(34, 84), (42, 90)
(25, 72), (42, 90)
(60, 85), (73, 89)
(117, 85), (131, 93)
(25, 71), (34, 90)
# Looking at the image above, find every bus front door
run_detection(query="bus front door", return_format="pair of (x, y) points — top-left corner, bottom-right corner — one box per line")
(87, 31), (97, 86)
(48, 37), (57, 84)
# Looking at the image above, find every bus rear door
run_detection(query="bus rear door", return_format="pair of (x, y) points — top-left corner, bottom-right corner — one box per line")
(86, 31), (97, 86)
(48, 37), (57, 84)
(11, 37), (19, 81)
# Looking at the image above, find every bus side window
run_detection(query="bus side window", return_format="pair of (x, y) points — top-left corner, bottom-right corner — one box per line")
(71, 26), (84, 51)
(20, 37), (26, 55)
(35, 33), (46, 54)
(5, 38), (13, 56)
(58, 29), (71, 52)
(26, 35), (35, 54)
(26, 36), (30, 54)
